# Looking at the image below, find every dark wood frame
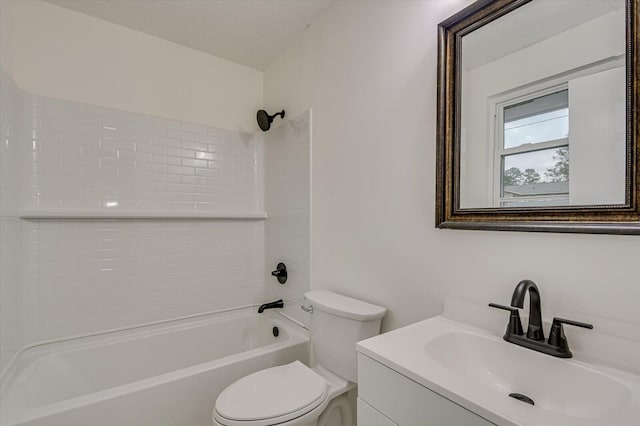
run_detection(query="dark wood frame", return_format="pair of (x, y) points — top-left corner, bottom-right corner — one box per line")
(436, 0), (640, 235)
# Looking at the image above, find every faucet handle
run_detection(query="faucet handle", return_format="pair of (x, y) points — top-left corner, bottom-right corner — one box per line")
(489, 303), (524, 337)
(551, 317), (593, 330)
(488, 302), (518, 312)
(271, 263), (287, 284)
(548, 317), (593, 351)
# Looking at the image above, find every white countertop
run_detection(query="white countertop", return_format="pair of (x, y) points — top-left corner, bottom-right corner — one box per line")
(357, 315), (640, 426)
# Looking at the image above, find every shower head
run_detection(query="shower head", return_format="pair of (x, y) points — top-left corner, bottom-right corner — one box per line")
(257, 109), (285, 132)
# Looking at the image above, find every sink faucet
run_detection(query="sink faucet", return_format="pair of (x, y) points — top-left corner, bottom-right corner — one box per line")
(510, 279), (544, 341)
(490, 280), (593, 358)
(258, 299), (284, 313)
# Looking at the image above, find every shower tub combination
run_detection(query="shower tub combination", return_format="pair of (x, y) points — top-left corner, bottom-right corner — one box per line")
(0, 308), (309, 426)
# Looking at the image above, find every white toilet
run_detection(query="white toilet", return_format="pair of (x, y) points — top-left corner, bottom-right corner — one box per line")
(212, 290), (386, 426)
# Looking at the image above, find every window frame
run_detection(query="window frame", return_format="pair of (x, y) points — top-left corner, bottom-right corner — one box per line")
(491, 83), (570, 207)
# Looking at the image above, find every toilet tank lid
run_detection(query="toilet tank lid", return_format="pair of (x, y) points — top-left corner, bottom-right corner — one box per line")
(304, 290), (386, 321)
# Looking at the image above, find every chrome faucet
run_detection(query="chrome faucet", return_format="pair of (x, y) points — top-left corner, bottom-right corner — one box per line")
(490, 280), (593, 358)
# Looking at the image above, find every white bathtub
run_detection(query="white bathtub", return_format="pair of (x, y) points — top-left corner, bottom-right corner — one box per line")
(0, 308), (309, 426)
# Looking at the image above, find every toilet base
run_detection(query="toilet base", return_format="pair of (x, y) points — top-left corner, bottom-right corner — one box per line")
(318, 394), (352, 426)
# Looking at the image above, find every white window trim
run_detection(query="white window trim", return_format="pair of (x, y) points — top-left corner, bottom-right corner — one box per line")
(491, 83), (568, 206)
(486, 55), (625, 207)
(500, 194), (570, 209)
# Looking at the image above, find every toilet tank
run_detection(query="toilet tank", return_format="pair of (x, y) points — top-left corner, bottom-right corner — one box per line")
(304, 291), (386, 383)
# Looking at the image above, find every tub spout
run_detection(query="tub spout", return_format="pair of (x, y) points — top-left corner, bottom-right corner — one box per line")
(258, 299), (284, 313)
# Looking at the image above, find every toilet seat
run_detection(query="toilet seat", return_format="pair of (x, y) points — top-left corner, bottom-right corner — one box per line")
(214, 361), (329, 426)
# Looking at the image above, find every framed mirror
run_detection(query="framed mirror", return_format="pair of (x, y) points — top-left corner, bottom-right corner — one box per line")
(436, 0), (639, 234)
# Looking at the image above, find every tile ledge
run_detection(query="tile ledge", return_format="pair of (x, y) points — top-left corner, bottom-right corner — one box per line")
(18, 208), (267, 220)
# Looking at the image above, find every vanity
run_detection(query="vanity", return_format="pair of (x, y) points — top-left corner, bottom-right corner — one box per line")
(356, 298), (640, 426)
(356, 319), (498, 425)
(357, 326), (496, 426)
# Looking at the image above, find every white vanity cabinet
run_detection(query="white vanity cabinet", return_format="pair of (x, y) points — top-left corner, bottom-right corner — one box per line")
(357, 353), (495, 426)
(356, 313), (640, 426)
(357, 398), (398, 426)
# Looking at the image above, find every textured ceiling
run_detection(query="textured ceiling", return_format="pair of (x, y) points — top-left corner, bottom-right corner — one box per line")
(45, 0), (336, 70)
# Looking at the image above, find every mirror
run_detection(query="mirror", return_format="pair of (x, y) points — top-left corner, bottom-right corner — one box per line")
(436, 0), (639, 234)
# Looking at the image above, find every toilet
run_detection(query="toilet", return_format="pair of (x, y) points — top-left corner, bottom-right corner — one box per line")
(212, 290), (386, 426)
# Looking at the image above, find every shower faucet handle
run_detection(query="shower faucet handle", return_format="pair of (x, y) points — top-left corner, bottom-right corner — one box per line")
(271, 263), (287, 284)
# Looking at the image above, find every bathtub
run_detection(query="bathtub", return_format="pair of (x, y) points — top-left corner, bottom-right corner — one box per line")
(0, 307), (309, 426)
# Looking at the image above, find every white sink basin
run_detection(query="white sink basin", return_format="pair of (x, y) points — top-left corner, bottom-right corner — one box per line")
(424, 332), (629, 420)
(357, 316), (640, 426)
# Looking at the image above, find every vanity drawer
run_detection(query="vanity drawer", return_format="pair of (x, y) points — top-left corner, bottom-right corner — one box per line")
(357, 398), (398, 426)
(357, 353), (496, 426)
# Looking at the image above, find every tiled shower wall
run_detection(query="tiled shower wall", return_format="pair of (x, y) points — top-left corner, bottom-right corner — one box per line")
(21, 219), (265, 344)
(1, 69), (269, 364)
(0, 69), (21, 369)
(22, 93), (264, 212)
(265, 111), (311, 327)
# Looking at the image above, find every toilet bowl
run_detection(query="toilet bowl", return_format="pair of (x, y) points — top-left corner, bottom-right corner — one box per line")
(212, 291), (386, 426)
(213, 361), (352, 426)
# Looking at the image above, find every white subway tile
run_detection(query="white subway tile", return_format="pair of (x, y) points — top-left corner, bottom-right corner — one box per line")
(151, 154), (181, 165)
(265, 111), (311, 328)
(167, 147), (195, 158)
(2, 73), (273, 353)
(167, 128), (194, 141)
(181, 140), (208, 151)
(181, 158), (208, 168)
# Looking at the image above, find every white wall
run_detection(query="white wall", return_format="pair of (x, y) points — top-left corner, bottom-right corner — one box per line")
(263, 0), (640, 352)
(569, 66), (626, 205)
(0, 0), (262, 133)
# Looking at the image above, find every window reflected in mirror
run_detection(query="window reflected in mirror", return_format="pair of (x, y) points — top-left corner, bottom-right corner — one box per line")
(458, 0), (626, 209)
(499, 89), (569, 207)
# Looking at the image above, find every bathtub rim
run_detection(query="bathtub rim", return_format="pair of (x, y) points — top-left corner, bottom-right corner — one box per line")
(1, 306), (309, 425)
(0, 306), (310, 425)
(0, 304), (307, 380)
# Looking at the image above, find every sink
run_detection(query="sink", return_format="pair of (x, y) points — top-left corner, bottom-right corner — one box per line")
(424, 332), (629, 420)
(357, 315), (640, 426)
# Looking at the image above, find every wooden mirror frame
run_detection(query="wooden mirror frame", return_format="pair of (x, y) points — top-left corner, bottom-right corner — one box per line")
(436, 0), (639, 235)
